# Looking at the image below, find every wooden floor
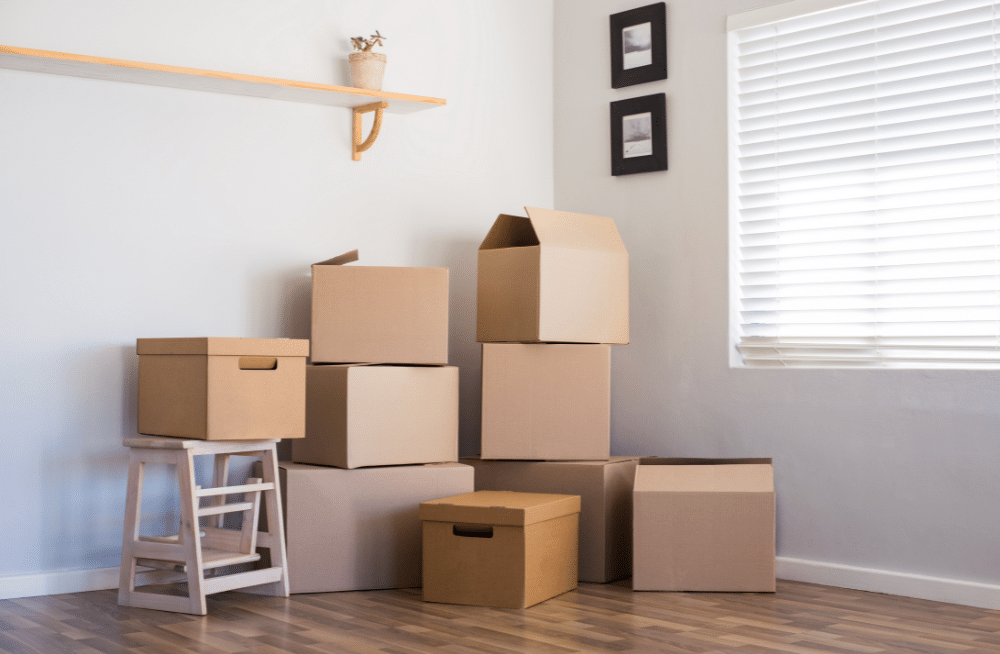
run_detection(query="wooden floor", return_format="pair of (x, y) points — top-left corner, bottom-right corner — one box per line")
(1, 580), (998, 654)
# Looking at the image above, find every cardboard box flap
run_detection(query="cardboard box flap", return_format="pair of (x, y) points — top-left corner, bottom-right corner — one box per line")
(635, 459), (774, 494)
(136, 337), (309, 357)
(524, 207), (627, 254)
(313, 250), (360, 266)
(420, 490), (580, 526)
(479, 215), (540, 250)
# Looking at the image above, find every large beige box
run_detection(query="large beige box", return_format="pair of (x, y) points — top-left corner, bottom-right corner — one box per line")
(420, 491), (580, 609)
(137, 337), (308, 441)
(311, 250), (449, 365)
(477, 207), (629, 344)
(481, 343), (610, 460)
(293, 363), (458, 469)
(633, 458), (776, 592)
(462, 457), (639, 583)
(265, 461), (474, 594)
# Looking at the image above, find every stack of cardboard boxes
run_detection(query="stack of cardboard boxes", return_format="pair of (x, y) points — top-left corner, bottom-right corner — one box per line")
(274, 250), (474, 594)
(464, 207), (641, 584)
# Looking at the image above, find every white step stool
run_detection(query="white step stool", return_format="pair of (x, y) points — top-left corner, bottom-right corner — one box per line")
(117, 437), (289, 615)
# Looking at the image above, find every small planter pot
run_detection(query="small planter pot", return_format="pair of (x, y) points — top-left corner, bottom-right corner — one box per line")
(349, 52), (387, 91)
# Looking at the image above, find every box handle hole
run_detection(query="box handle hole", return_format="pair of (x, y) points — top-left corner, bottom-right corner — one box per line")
(238, 357), (278, 370)
(453, 524), (493, 539)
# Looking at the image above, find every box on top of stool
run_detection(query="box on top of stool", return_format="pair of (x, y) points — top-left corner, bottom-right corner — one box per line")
(633, 457), (775, 592)
(420, 490), (581, 609)
(462, 456), (639, 583)
(137, 337), (308, 441)
(293, 363), (459, 469)
(481, 343), (610, 460)
(311, 250), (449, 365)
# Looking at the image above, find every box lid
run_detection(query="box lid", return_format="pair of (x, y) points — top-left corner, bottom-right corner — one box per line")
(136, 337), (309, 357)
(635, 458), (773, 494)
(419, 490), (580, 526)
(479, 207), (627, 254)
(313, 250), (360, 266)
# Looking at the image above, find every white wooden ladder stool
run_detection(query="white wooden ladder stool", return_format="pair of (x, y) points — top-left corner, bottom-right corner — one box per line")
(117, 437), (289, 615)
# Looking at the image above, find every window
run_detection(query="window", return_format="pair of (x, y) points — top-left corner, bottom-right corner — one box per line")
(729, 0), (1000, 368)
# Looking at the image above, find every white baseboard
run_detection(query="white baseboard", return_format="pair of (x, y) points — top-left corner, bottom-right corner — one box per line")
(777, 556), (1000, 610)
(5, 559), (999, 610)
(1, 566), (121, 600)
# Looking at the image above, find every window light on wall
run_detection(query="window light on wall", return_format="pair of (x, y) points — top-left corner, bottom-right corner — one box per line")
(728, 0), (1000, 368)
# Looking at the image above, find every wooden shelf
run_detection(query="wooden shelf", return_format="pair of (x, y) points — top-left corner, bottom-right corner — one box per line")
(0, 44), (445, 114)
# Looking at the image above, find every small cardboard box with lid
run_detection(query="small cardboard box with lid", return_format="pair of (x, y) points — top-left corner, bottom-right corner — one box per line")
(477, 207), (628, 345)
(419, 490), (580, 609)
(137, 337), (308, 441)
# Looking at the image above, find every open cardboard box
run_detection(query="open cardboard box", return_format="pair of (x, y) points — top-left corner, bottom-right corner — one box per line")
(633, 457), (776, 592)
(477, 207), (628, 344)
(311, 250), (449, 365)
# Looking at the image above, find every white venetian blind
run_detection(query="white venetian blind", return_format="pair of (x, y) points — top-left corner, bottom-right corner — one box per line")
(730, 0), (1000, 367)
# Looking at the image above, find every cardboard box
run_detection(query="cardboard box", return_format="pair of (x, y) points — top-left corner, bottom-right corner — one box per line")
(477, 207), (629, 344)
(420, 490), (581, 608)
(293, 364), (458, 469)
(311, 250), (449, 365)
(260, 461), (473, 594)
(461, 457), (639, 583)
(633, 458), (776, 592)
(481, 343), (610, 460)
(137, 337), (308, 441)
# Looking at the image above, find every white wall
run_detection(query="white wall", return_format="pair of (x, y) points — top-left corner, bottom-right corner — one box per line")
(555, 0), (1000, 608)
(0, 0), (553, 592)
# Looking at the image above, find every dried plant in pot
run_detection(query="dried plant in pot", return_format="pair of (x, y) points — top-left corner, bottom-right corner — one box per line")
(349, 31), (387, 91)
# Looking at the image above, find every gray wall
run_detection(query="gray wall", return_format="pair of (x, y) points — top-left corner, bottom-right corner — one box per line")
(0, 0), (553, 591)
(554, 0), (1000, 604)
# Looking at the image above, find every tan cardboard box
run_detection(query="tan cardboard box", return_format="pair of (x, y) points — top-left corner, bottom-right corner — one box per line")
(477, 207), (629, 344)
(462, 456), (639, 583)
(311, 250), (449, 365)
(420, 490), (580, 608)
(481, 343), (610, 460)
(137, 337), (308, 441)
(633, 458), (776, 592)
(262, 461), (474, 594)
(293, 363), (458, 469)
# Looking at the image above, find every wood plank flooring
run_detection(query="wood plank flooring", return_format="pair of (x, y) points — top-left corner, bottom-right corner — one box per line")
(0, 580), (997, 654)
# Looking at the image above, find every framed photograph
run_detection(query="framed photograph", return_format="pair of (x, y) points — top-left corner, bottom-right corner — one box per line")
(611, 93), (667, 176)
(610, 3), (667, 89)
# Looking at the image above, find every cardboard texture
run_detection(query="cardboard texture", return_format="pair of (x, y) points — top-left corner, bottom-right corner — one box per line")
(293, 364), (458, 469)
(481, 343), (610, 460)
(259, 461), (474, 594)
(462, 457), (639, 583)
(420, 490), (581, 609)
(136, 337), (308, 441)
(311, 251), (449, 365)
(477, 207), (629, 344)
(632, 458), (776, 592)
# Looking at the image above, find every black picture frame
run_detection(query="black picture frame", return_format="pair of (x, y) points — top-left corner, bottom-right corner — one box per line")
(611, 93), (667, 176)
(610, 2), (667, 89)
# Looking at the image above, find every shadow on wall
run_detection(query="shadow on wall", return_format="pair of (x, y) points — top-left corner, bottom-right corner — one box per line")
(429, 238), (481, 457)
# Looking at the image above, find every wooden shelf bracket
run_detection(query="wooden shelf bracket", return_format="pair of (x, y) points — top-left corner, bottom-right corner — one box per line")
(353, 101), (388, 161)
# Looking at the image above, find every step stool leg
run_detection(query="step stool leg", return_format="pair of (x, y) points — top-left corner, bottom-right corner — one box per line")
(117, 451), (144, 606)
(210, 454), (231, 528)
(252, 444), (290, 597)
(177, 449), (208, 615)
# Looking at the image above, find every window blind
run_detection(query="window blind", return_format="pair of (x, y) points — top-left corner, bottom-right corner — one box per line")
(730, 0), (1000, 368)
